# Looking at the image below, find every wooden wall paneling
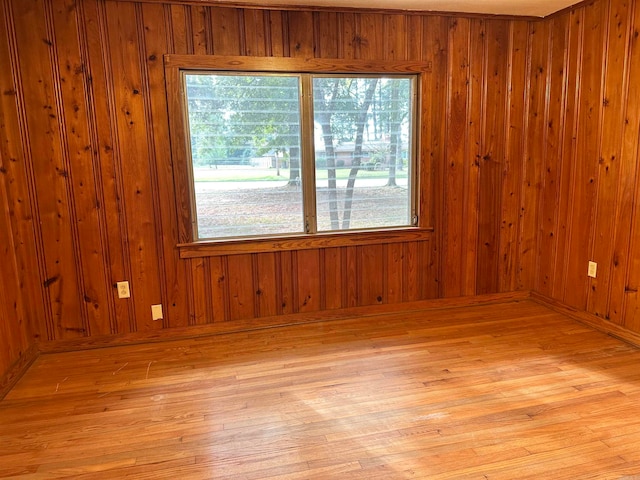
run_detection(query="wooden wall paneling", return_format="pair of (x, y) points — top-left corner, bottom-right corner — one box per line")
(0, 0), (47, 341)
(358, 244), (384, 306)
(190, 257), (211, 325)
(211, 7), (243, 56)
(243, 9), (267, 57)
(588, 0), (632, 318)
(295, 249), (321, 312)
(420, 238), (439, 299)
(267, 11), (286, 57)
(13, 0), (85, 340)
(385, 243), (404, 304)
(315, 11), (339, 59)
(322, 247), (343, 310)
(383, 14), (407, 61)
(535, 14), (569, 298)
(168, 4), (190, 54)
(226, 254), (256, 320)
(477, 20), (508, 295)
(277, 251), (295, 314)
(344, 245), (358, 307)
(104, 1), (163, 331)
(357, 13), (384, 60)
(463, 18), (483, 296)
(442, 17), (471, 297)
(51, 0), (114, 336)
(255, 252), (278, 317)
(610, 0), (640, 325)
(140, 2), (189, 328)
(209, 256), (229, 322)
(190, 5), (211, 55)
(552, 9), (583, 301)
(340, 12), (357, 59)
(562, 0), (606, 309)
(403, 241), (420, 302)
(498, 20), (528, 293)
(422, 16), (448, 295)
(287, 11), (314, 58)
(406, 16), (423, 62)
(518, 20), (548, 291)
(81, 0), (134, 335)
(0, 151), (28, 375)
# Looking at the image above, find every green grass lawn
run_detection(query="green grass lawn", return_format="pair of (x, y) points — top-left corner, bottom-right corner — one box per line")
(193, 166), (409, 182)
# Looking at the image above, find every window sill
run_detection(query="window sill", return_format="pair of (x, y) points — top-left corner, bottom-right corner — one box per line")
(178, 228), (434, 258)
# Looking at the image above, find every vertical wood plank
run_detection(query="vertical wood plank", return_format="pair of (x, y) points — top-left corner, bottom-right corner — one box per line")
(358, 244), (384, 306)
(344, 246), (358, 307)
(588, 0), (631, 319)
(82, 0), (133, 335)
(169, 4), (190, 54)
(536, 15), (569, 298)
(211, 7), (243, 56)
(296, 249), (321, 312)
(209, 256), (228, 322)
(323, 247), (343, 310)
(562, 0), (605, 309)
(277, 251), (294, 314)
(384, 14), (406, 61)
(552, 10), (582, 301)
(463, 18), (483, 295)
(190, 257), (211, 325)
(244, 9), (266, 57)
(105, 1), (163, 331)
(499, 21), (528, 293)
(227, 254), (255, 321)
(442, 17), (470, 297)
(611, 0), (640, 324)
(316, 11), (338, 58)
(340, 12), (357, 59)
(0, 0), (47, 341)
(268, 10), (286, 57)
(51, 0), (113, 336)
(358, 13), (383, 60)
(191, 5), (211, 55)
(256, 253), (278, 318)
(386, 243), (404, 304)
(12, 0), (84, 340)
(287, 11), (314, 58)
(141, 2), (189, 328)
(518, 20), (548, 291)
(423, 16), (448, 296)
(477, 19), (508, 295)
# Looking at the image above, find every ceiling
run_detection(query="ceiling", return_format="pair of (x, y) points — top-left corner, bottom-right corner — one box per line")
(217, 0), (581, 17)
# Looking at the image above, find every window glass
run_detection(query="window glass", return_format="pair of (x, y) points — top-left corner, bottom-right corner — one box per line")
(185, 73), (304, 239)
(183, 72), (416, 240)
(313, 76), (413, 231)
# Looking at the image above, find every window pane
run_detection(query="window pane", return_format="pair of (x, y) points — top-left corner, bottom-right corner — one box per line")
(313, 77), (413, 232)
(185, 74), (304, 239)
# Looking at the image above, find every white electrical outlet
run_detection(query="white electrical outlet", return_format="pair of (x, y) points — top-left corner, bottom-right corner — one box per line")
(588, 261), (597, 278)
(116, 281), (130, 299)
(151, 304), (163, 321)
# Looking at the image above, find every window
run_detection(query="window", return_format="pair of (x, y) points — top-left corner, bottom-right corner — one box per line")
(167, 56), (427, 244)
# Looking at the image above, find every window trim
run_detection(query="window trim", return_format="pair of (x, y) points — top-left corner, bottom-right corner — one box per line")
(165, 54), (433, 255)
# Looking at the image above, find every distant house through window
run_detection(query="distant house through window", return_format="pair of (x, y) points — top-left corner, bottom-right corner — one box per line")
(168, 56), (425, 243)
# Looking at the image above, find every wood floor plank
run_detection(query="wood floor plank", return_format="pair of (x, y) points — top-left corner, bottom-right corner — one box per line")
(2, 300), (640, 478)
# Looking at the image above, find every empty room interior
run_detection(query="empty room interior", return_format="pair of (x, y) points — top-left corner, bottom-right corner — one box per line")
(4, 0), (640, 477)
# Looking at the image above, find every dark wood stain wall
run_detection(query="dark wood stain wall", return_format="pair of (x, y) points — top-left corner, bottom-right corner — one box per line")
(534, 0), (640, 334)
(4, 0), (638, 379)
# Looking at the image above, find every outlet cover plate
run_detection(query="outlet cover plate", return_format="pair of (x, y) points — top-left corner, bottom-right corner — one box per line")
(588, 261), (597, 278)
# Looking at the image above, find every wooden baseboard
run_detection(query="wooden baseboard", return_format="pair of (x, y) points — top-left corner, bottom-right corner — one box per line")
(39, 291), (531, 354)
(0, 343), (40, 400)
(531, 292), (640, 348)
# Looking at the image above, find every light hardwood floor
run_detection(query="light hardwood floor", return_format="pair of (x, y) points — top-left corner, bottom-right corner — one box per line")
(2, 300), (640, 479)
